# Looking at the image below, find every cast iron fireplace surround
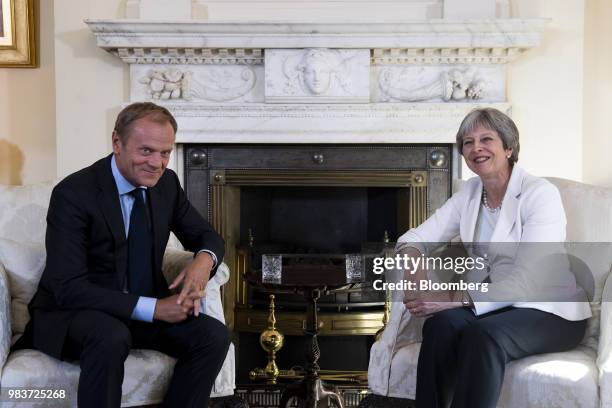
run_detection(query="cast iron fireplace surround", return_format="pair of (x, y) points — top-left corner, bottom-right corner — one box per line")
(184, 143), (452, 330)
(184, 143), (452, 379)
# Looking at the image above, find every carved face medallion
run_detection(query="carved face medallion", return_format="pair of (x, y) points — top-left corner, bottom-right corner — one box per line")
(302, 58), (332, 95)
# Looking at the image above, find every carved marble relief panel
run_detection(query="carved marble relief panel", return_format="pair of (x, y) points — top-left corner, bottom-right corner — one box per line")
(130, 64), (265, 103)
(371, 65), (505, 103)
(264, 48), (370, 103)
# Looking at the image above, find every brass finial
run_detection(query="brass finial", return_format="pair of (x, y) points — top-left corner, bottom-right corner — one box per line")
(268, 294), (277, 329)
(258, 294), (284, 384)
(248, 228), (254, 247)
(374, 294), (391, 342)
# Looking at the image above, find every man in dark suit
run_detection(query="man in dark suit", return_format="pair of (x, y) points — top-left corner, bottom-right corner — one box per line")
(23, 102), (229, 407)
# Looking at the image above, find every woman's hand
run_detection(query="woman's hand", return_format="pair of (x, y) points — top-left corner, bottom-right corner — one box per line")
(403, 290), (462, 317)
(398, 246), (463, 316)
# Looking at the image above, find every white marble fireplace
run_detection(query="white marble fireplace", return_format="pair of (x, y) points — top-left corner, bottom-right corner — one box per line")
(84, 8), (548, 379)
(86, 17), (545, 180)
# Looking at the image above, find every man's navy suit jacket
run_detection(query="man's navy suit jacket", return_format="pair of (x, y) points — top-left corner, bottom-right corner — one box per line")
(23, 154), (224, 359)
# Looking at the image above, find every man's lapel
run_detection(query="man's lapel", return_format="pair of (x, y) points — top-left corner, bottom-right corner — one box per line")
(95, 154), (129, 289)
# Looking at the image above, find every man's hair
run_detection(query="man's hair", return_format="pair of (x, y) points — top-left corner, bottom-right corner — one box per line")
(113, 102), (178, 143)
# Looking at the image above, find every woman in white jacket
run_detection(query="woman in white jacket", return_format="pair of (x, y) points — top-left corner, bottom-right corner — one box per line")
(396, 108), (590, 408)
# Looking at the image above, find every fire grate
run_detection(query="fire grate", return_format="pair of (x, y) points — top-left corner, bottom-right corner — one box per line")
(234, 384), (370, 408)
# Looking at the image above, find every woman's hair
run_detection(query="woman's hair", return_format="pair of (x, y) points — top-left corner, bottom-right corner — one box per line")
(456, 108), (520, 165)
(113, 102), (178, 144)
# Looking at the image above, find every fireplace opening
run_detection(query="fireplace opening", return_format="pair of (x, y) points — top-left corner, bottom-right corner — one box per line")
(184, 144), (453, 330)
(184, 144), (453, 381)
(240, 185), (403, 310)
(240, 186), (399, 253)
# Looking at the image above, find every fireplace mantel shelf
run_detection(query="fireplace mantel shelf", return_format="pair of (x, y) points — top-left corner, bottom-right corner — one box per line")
(85, 18), (540, 147)
(86, 18), (547, 54)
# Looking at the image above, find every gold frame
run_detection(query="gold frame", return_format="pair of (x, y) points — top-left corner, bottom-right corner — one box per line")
(0, 0), (36, 67)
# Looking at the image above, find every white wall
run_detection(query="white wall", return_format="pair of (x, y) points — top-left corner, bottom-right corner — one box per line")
(583, 0), (612, 188)
(507, 0), (585, 181)
(0, 0), (56, 185)
(54, 0), (127, 178)
(199, 0), (442, 21)
(7, 0), (605, 188)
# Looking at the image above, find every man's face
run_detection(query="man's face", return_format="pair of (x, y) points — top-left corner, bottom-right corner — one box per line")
(112, 116), (175, 188)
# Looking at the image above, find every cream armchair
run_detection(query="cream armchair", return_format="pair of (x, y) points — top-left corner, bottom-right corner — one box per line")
(366, 177), (612, 408)
(0, 181), (237, 407)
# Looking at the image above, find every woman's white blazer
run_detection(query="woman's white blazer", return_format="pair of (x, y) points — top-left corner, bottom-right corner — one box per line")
(368, 166), (592, 395)
(397, 164), (591, 320)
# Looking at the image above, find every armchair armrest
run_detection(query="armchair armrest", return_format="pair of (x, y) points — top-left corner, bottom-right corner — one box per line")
(162, 247), (195, 286)
(162, 248), (229, 324)
(597, 268), (612, 408)
(162, 248), (229, 288)
(0, 263), (11, 380)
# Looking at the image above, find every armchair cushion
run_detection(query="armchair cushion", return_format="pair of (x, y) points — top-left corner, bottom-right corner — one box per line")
(548, 178), (612, 351)
(597, 271), (612, 408)
(379, 339), (599, 408)
(565, 242), (612, 351)
(1, 348), (175, 408)
(498, 346), (599, 408)
(547, 177), (612, 242)
(2, 344), (236, 408)
(0, 239), (45, 340)
(0, 264), (11, 379)
(0, 182), (56, 245)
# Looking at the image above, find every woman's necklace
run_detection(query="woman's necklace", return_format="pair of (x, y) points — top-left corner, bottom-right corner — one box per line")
(482, 188), (502, 212)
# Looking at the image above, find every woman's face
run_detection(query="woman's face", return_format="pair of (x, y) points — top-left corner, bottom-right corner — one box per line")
(461, 125), (512, 178)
